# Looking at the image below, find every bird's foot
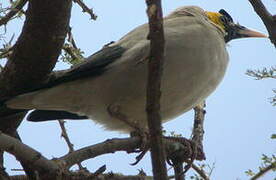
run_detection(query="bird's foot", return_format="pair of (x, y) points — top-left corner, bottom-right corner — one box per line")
(107, 104), (142, 130)
(130, 130), (150, 165)
(107, 104), (150, 165)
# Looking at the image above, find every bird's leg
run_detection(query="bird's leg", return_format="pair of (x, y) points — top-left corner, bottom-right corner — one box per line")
(135, 56), (149, 66)
(107, 104), (150, 165)
(107, 104), (150, 151)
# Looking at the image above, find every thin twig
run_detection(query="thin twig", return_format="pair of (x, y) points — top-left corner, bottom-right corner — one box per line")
(145, 0), (168, 179)
(58, 120), (75, 153)
(0, 0), (28, 26)
(0, 47), (14, 59)
(248, 0), (276, 47)
(73, 0), (97, 20)
(250, 162), (276, 180)
(191, 164), (210, 180)
(68, 26), (78, 49)
(58, 120), (85, 170)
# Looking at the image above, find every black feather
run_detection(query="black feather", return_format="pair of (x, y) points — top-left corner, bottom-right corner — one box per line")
(219, 9), (233, 22)
(24, 45), (126, 93)
(27, 110), (88, 122)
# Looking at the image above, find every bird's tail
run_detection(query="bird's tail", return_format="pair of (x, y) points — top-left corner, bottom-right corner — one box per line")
(0, 98), (28, 121)
(1, 98), (88, 122)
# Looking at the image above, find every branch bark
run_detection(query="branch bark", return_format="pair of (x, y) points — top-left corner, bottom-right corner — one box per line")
(145, 0), (167, 179)
(59, 137), (141, 169)
(0, 131), (59, 175)
(0, 0), (72, 98)
(59, 136), (204, 170)
(58, 120), (85, 170)
(248, 0), (276, 47)
(12, 131), (38, 179)
(0, 0), (72, 138)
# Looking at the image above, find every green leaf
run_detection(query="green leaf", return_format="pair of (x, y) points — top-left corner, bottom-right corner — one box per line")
(271, 134), (276, 139)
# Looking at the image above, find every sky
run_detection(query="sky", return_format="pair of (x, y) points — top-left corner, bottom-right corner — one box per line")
(1, 0), (276, 179)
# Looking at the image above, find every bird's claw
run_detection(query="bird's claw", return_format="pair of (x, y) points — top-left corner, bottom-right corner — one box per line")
(130, 130), (150, 165)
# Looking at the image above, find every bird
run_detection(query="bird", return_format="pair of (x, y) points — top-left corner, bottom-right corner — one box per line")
(3, 6), (266, 133)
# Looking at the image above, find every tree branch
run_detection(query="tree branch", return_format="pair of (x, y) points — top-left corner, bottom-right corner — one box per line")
(12, 131), (38, 179)
(0, 0), (72, 139)
(0, 0), (28, 26)
(248, 0), (276, 47)
(250, 162), (276, 180)
(59, 137), (141, 169)
(11, 172), (149, 180)
(59, 136), (204, 171)
(0, 131), (59, 174)
(145, 0), (167, 179)
(0, 134), (205, 178)
(73, 0), (97, 20)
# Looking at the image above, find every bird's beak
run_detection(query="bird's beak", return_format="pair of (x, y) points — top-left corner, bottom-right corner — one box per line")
(237, 27), (267, 38)
(224, 23), (267, 42)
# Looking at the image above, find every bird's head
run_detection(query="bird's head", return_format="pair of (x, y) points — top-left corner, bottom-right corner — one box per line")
(205, 9), (267, 42)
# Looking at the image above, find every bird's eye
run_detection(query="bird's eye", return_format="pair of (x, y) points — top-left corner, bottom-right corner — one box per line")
(219, 9), (233, 22)
(220, 16), (228, 24)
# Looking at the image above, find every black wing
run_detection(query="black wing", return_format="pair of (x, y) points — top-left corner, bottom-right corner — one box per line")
(12, 45), (125, 122)
(31, 45), (126, 91)
(27, 110), (88, 122)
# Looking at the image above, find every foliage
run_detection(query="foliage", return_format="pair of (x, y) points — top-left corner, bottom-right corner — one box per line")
(246, 67), (276, 106)
(60, 43), (84, 66)
(246, 67), (276, 80)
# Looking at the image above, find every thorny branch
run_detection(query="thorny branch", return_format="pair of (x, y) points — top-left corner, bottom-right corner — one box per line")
(58, 120), (85, 170)
(73, 0), (97, 20)
(248, 0), (276, 47)
(58, 120), (74, 153)
(250, 162), (276, 180)
(246, 67), (276, 80)
(0, 0), (28, 26)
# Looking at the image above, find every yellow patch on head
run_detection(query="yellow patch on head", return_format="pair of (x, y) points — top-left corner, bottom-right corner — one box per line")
(205, 11), (225, 29)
